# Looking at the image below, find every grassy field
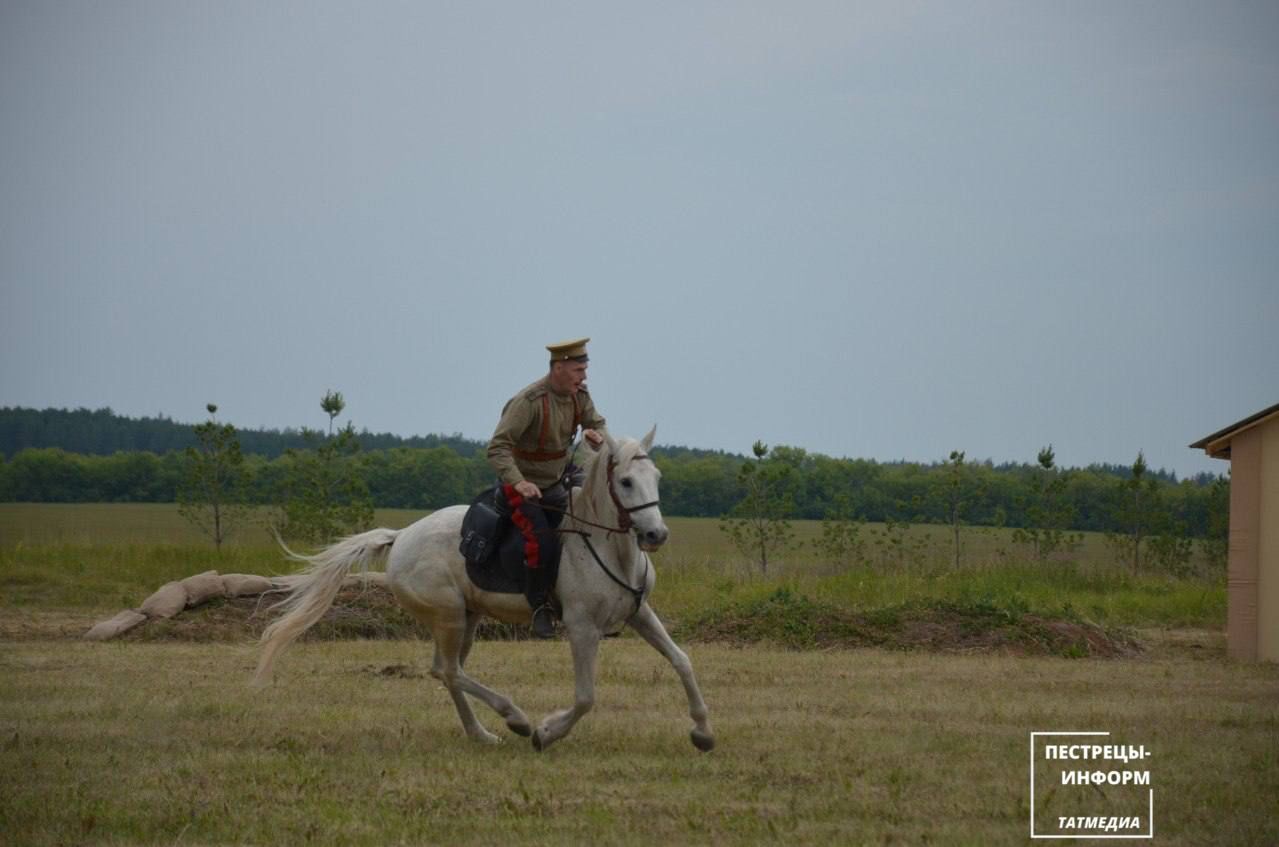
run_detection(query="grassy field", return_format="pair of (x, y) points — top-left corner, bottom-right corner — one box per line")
(0, 502), (432, 547)
(1, 502), (1271, 845)
(2, 638), (1276, 845)
(0, 503), (1226, 631)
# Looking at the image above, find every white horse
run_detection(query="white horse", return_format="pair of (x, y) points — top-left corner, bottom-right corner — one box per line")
(254, 427), (715, 752)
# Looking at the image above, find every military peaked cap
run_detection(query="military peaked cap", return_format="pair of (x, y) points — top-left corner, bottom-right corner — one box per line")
(547, 337), (590, 362)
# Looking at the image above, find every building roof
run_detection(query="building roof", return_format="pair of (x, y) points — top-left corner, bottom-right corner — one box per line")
(1190, 401), (1279, 459)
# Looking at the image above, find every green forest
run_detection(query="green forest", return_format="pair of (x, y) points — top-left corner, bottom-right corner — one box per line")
(0, 406), (1226, 540)
(0, 405), (482, 459)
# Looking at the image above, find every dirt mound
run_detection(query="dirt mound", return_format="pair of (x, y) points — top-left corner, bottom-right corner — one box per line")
(678, 588), (1142, 658)
(118, 584), (423, 642)
(117, 584), (531, 643)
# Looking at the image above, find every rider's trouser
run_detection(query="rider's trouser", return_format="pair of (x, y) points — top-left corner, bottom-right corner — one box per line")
(501, 483), (565, 609)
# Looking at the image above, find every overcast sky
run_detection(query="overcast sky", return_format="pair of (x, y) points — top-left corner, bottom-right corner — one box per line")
(2, 1), (1276, 478)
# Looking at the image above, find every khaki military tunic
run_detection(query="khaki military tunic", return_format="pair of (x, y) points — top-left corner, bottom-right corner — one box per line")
(487, 377), (605, 490)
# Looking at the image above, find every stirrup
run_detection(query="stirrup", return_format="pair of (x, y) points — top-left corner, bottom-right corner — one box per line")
(530, 603), (558, 639)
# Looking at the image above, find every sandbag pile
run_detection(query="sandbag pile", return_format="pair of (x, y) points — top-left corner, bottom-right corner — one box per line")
(82, 569), (387, 641)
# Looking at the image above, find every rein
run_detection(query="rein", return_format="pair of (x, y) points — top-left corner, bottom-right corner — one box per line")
(538, 501), (627, 535)
(558, 529), (650, 615)
(539, 449), (659, 536)
(545, 443), (658, 614)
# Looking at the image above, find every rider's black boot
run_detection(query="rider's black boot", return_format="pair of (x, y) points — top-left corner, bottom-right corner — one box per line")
(526, 563), (558, 638)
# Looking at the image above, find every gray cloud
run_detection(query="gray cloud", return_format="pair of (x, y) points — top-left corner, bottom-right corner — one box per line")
(3, 1), (1276, 477)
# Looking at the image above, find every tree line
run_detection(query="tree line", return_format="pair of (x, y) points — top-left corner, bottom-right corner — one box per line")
(0, 444), (491, 510)
(1, 404), (1199, 485)
(0, 433), (1227, 538)
(9, 401), (1222, 577)
(0, 406), (483, 460)
(717, 442), (1229, 576)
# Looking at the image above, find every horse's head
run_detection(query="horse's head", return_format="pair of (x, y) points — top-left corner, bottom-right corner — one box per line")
(599, 425), (668, 552)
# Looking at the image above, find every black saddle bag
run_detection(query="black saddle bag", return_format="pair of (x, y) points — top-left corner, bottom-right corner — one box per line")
(459, 484), (510, 564)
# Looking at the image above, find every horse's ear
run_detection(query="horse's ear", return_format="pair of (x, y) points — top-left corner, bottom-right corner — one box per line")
(603, 429), (621, 456)
(640, 425), (656, 452)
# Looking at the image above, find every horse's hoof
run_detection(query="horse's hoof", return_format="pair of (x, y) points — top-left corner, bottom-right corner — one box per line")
(506, 717), (532, 737)
(690, 729), (715, 752)
(531, 729), (546, 752)
(471, 730), (502, 745)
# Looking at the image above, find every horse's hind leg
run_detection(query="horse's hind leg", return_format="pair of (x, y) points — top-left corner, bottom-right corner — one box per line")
(459, 610), (532, 737)
(429, 617), (500, 744)
(459, 610), (478, 667)
(430, 613), (531, 741)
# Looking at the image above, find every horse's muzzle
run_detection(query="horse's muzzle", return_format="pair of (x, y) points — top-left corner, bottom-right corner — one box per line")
(638, 525), (669, 552)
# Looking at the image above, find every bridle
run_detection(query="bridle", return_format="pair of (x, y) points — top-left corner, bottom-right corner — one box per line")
(547, 447), (662, 616)
(541, 449), (661, 537)
(604, 454), (661, 534)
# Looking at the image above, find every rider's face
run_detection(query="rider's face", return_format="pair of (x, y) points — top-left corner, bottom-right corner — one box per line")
(550, 360), (588, 395)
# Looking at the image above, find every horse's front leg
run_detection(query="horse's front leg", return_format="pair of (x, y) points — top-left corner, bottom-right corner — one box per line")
(531, 621), (600, 752)
(629, 603), (715, 751)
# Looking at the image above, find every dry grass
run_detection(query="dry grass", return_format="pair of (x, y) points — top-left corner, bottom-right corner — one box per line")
(1, 637), (1276, 846)
(0, 503), (1272, 844)
(678, 588), (1142, 657)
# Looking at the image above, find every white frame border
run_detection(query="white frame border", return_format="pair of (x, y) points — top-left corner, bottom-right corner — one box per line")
(1029, 731), (1154, 839)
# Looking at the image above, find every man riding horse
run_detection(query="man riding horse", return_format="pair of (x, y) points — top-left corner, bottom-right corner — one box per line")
(486, 337), (605, 637)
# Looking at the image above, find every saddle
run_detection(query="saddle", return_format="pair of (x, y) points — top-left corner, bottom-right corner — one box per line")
(459, 484), (560, 595)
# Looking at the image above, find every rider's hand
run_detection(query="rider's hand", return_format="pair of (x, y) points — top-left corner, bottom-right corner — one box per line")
(514, 480), (542, 499)
(583, 429), (603, 450)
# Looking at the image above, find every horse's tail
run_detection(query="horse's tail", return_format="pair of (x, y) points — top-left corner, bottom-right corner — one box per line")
(253, 527), (400, 686)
